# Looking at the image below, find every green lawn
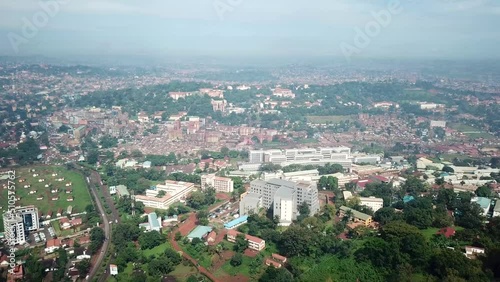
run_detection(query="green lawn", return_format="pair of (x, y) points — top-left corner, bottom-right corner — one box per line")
(0, 165), (92, 231)
(169, 264), (199, 281)
(450, 123), (495, 139)
(421, 226), (464, 240)
(421, 227), (440, 240)
(142, 241), (172, 257)
(306, 115), (353, 124)
(220, 255), (253, 277)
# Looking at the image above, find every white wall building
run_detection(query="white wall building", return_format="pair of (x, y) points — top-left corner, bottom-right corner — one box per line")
(2, 206), (39, 246)
(201, 174), (234, 193)
(493, 201), (500, 218)
(360, 197), (384, 212)
(244, 178), (319, 225)
(249, 147), (352, 170)
(136, 180), (195, 210)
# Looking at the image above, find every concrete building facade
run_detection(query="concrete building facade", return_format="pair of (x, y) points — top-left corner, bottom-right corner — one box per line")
(201, 174), (234, 193)
(243, 178), (319, 226)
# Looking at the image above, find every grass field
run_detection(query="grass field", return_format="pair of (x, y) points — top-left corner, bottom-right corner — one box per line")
(0, 165), (92, 231)
(142, 241), (172, 257)
(306, 115), (353, 124)
(450, 123), (495, 139)
(421, 226), (464, 240)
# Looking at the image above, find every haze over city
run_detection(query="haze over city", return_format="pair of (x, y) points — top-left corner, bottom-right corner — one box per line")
(0, 0), (499, 62)
(0, 1), (500, 282)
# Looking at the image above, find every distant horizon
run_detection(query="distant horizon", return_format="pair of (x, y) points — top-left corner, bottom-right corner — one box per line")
(1, 0), (499, 62)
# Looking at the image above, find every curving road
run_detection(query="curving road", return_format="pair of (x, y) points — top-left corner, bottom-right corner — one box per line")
(89, 170), (121, 282)
(84, 169), (111, 281)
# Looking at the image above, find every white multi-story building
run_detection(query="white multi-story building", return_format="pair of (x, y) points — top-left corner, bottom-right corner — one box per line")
(135, 180), (195, 210)
(248, 147), (353, 171)
(359, 196), (384, 212)
(3, 206), (39, 246)
(239, 192), (262, 215)
(430, 120), (447, 128)
(201, 174), (234, 193)
(244, 178), (319, 225)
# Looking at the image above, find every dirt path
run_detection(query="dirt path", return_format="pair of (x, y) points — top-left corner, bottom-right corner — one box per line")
(169, 214), (220, 282)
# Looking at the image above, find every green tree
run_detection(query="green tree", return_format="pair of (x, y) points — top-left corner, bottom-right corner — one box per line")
(233, 233), (249, 253)
(374, 207), (401, 225)
(297, 201), (311, 222)
(76, 259), (91, 278)
(24, 254), (46, 281)
(139, 231), (164, 250)
(442, 166), (454, 173)
(259, 266), (293, 282)
(475, 185), (493, 197)
(230, 253), (243, 266)
(89, 227), (105, 254)
(87, 149), (99, 165)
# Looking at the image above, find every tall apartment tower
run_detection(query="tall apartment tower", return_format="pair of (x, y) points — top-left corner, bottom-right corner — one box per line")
(3, 206), (39, 246)
(246, 179), (319, 226)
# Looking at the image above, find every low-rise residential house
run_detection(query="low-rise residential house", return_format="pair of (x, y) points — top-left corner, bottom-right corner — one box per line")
(339, 206), (373, 226)
(60, 218), (71, 229)
(265, 258), (282, 268)
(271, 253), (287, 264)
(7, 265), (23, 281)
(465, 246), (485, 259)
(45, 239), (62, 254)
(227, 229), (266, 251)
(110, 264), (118, 275)
(436, 227), (456, 238)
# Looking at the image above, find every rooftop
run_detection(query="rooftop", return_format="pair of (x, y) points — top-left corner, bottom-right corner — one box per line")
(224, 215), (249, 229)
(187, 226), (213, 239)
(472, 197), (491, 209)
(148, 212), (161, 229)
(339, 206), (372, 221)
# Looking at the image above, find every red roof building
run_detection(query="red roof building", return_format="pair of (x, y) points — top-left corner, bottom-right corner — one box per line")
(265, 258), (282, 268)
(271, 253), (287, 263)
(436, 227), (456, 238)
(227, 229), (265, 251)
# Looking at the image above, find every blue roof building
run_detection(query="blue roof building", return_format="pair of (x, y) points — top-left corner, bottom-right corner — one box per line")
(472, 197), (491, 215)
(187, 226), (213, 241)
(224, 215), (249, 229)
(139, 212), (161, 232)
(403, 195), (415, 203)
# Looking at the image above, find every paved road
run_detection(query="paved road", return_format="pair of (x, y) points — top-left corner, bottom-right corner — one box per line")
(85, 169), (111, 281)
(89, 170), (121, 282)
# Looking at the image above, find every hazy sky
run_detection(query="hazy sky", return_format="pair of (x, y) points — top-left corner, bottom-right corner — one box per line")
(0, 0), (499, 61)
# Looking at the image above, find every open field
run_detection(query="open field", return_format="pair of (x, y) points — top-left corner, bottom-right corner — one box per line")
(450, 123), (495, 139)
(421, 226), (464, 240)
(142, 241), (172, 257)
(306, 115), (353, 124)
(0, 165), (92, 231)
